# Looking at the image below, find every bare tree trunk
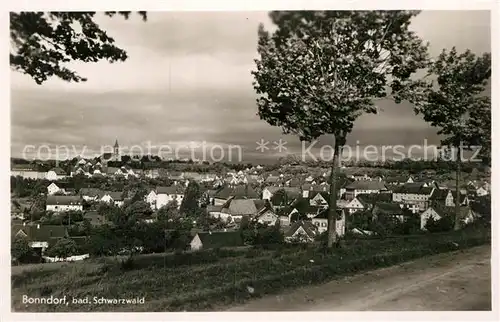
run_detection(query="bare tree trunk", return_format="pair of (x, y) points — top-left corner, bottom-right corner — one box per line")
(454, 145), (462, 231)
(327, 135), (342, 248)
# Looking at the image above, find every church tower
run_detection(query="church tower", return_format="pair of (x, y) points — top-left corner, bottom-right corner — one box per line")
(113, 139), (120, 161)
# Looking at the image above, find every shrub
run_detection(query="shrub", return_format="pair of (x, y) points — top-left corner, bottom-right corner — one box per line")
(45, 238), (78, 258)
(425, 216), (454, 233)
(120, 256), (135, 271)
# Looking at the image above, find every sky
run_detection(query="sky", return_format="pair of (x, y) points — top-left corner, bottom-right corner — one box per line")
(10, 10), (491, 163)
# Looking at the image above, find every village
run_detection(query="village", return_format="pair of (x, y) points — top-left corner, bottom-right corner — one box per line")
(10, 139), (491, 263)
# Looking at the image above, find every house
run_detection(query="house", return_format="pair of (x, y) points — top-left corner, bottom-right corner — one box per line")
(100, 191), (125, 207)
(309, 191), (329, 208)
(46, 196), (83, 212)
(79, 188), (103, 202)
(345, 194), (370, 214)
(372, 202), (408, 222)
(301, 183), (332, 198)
(104, 167), (122, 176)
(263, 187), (301, 209)
(12, 223), (68, 255)
(145, 189), (157, 209)
(262, 186), (300, 201)
(264, 175), (282, 185)
(311, 208), (346, 236)
(285, 177), (302, 187)
(168, 171), (184, 181)
(344, 180), (388, 200)
(190, 231), (244, 251)
(213, 185), (259, 205)
(47, 182), (67, 195)
(350, 172), (371, 181)
(206, 205), (226, 220)
(144, 168), (160, 179)
(385, 175), (414, 186)
(429, 188), (468, 208)
(420, 205), (477, 230)
(255, 204), (279, 226)
(156, 185), (185, 209)
(284, 221), (318, 243)
(448, 190), (470, 207)
(11, 164), (46, 179)
(221, 199), (258, 222)
(46, 167), (67, 181)
(392, 183), (434, 211)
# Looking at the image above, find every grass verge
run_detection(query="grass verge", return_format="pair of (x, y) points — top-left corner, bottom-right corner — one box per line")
(11, 225), (490, 312)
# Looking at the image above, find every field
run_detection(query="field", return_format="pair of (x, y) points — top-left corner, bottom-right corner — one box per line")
(12, 225), (490, 312)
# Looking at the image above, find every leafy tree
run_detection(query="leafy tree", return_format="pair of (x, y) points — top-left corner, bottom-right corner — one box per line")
(255, 225), (284, 245)
(97, 202), (122, 225)
(270, 189), (289, 207)
(289, 211), (308, 223)
(11, 237), (33, 263)
(180, 180), (202, 217)
(252, 11), (428, 247)
(124, 200), (153, 221)
(404, 48), (491, 230)
(86, 225), (121, 256)
(10, 11), (146, 84)
(156, 200), (180, 223)
(425, 215), (454, 233)
(46, 237), (78, 259)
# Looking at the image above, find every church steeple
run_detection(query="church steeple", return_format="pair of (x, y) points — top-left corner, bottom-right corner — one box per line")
(114, 139), (119, 148)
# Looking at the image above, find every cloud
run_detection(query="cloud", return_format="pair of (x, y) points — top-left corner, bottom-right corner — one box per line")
(10, 10), (491, 160)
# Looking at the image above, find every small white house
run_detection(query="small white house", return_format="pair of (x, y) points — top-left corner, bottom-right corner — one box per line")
(256, 208), (279, 226)
(476, 186), (489, 197)
(46, 168), (67, 181)
(345, 196), (366, 214)
(284, 221), (318, 243)
(46, 196), (83, 212)
(156, 185), (185, 209)
(47, 183), (65, 195)
(311, 209), (346, 236)
(100, 191), (125, 207)
(145, 190), (158, 209)
(420, 206), (476, 230)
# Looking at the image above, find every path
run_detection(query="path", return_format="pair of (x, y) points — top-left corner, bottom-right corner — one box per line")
(227, 245), (491, 311)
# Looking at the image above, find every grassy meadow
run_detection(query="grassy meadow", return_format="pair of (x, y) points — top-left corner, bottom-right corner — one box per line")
(12, 225), (490, 312)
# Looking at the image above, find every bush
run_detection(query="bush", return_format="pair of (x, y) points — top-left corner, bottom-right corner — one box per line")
(45, 238), (78, 258)
(120, 256), (135, 271)
(425, 216), (454, 233)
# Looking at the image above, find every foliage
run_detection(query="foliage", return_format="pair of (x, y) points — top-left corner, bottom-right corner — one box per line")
(425, 216), (454, 233)
(270, 189), (289, 207)
(11, 226), (489, 311)
(403, 47), (491, 165)
(253, 11), (428, 142)
(348, 210), (372, 230)
(156, 200), (181, 222)
(97, 202), (123, 226)
(45, 238), (78, 258)
(10, 11), (147, 84)
(470, 196), (491, 222)
(253, 11), (429, 246)
(180, 180), (202, 217)
(11, 237), (33, 262)
(239, 220), (284, 246)
(124, 200), (154, 221)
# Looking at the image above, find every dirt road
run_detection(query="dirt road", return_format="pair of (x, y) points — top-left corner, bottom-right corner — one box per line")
(228, 245), (492, 311)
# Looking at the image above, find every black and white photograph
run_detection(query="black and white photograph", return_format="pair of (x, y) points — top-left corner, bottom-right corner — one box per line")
(7, 1), (496, 317)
